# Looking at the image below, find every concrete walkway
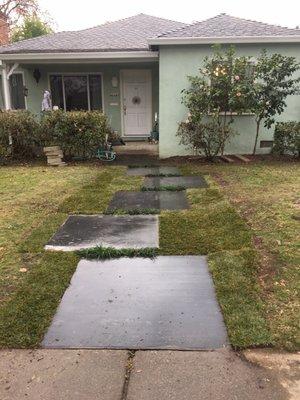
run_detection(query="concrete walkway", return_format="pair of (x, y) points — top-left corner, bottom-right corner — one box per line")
(0, 348), (295, 400)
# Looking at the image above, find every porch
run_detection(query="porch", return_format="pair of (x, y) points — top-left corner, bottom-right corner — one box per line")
(0, 54), (159, 141)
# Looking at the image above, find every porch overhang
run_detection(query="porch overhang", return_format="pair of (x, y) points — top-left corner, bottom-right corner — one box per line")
(0, 51), (159, 64)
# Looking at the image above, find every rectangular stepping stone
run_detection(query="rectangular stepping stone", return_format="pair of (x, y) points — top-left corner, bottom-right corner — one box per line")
(127, 166), (181, 176)
(45, 215), (159, 251)
(107, 191), (189, 212)
(42, 256), (228, 350)
(143, 176), (208, 190)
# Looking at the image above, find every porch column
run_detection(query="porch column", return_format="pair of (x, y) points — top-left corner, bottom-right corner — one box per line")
(1, 62), (11, 110)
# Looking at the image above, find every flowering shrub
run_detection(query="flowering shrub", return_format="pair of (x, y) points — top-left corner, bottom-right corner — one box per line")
(177, 46), (250, 159)
(178, 115), (233, 160)
(40, 110), (111, 158)
(0, 110), (40, 159)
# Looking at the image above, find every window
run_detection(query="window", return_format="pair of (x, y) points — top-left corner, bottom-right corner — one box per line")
(9, 73), (26, 110)
(49, 74), (103, 111)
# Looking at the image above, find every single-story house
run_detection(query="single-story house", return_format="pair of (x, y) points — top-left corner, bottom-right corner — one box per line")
(0, 13), (300, 157)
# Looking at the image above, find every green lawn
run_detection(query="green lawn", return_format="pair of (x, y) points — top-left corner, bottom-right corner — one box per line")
(0, 160), (298, 350)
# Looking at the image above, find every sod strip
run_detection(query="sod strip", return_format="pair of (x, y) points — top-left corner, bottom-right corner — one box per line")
(76, 246), (158, 260)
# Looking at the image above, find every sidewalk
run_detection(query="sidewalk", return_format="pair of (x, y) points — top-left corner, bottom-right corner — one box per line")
(1, 348), (297, 400)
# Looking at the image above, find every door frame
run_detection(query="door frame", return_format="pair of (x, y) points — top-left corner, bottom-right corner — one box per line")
(120, 69), (152, 138)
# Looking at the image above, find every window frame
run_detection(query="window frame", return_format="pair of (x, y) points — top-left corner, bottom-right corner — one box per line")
(47, 72), (104, 112)
(0, 70), (27, 110)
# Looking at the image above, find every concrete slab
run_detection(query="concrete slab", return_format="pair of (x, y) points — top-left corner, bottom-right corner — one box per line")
(143, 176), (208, 189)
(42, 256), (228, 350)
(0, 349), (127, 400)
(127, 349), (288, 400)
(107, 191), (189, 212)
(127, 166), (181, 176)
(45, 215), (159, 251)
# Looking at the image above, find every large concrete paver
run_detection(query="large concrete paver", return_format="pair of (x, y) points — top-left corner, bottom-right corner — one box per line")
(127, 166), (181, 176)
(45, 214), (159, 251)
(127, 349), (289, 400)
(107, 190), (189, 212)
(42, 256), (227, 349)
(0, 349), (127, 400)
(143, 176), (208, 189)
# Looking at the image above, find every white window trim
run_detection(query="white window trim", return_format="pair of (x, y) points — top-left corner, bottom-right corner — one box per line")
(0, 69), (28, 110)
(47, 72), (104, 112)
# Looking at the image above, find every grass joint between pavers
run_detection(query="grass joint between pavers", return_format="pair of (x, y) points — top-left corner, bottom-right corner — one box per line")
(76, 246), (158, 260)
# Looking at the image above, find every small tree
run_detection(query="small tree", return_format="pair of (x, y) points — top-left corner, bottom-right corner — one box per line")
(249, 51), (300, 154)
(12, 15), (53, 42)
(177, 46), (252, 159)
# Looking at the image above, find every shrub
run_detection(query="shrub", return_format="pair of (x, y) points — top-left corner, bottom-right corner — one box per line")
(177, 115), (235, 160)
(0, 110), (40, 159)
(40, 110), (111, 158)
(273, 122), (300, 157)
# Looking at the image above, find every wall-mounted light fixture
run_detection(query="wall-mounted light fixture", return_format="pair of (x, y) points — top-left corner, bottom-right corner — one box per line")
(33, 68), (41, 83)
(111, 76), (118, 88)
(23, 86), (29, 97)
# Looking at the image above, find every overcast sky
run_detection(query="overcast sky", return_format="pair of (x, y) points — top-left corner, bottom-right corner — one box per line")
(39, 0), (300, 32)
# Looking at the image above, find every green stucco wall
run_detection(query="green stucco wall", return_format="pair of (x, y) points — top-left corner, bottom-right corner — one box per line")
(159, 43), (300, 157)
(1, 62), (159, 137)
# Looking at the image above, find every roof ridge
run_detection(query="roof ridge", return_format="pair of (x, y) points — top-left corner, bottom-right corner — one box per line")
(157, 14), (227, 38)
(158, 13), (300, 38)
(223, 14), (300, 33)
(80, 13), (185, 33)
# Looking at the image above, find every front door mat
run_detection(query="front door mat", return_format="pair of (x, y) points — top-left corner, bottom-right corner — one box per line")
(127, 166), (181, 176)
(143, 176), (208, 189)
(42, 256), (228, 350)
(45, 215), (159, 251)
(107, 191), (189, 212)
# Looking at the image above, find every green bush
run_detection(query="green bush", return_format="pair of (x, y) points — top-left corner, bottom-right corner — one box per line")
(273, 122), (300, 157)
(0, 110), (40, 159)
(40, 110), (111, 158)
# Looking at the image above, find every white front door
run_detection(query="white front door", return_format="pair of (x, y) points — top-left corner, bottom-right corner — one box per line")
(121, 70), (152, 137)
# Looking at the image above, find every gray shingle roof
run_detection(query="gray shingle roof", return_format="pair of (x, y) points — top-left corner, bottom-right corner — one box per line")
(157, 14), (300, 38)
(0, 14), (184, 54)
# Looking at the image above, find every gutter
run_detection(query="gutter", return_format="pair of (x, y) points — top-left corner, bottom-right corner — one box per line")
(0, 50), (159, 61)
(148, 36), (300, 46)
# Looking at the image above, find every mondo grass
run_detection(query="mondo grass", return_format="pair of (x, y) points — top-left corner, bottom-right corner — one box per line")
(141, 185), (186, 191)
(76, 246), (158, 260)
(128, 164), (158, 168)
(146, 173), (181, 177)
(104, 208), (160, 215)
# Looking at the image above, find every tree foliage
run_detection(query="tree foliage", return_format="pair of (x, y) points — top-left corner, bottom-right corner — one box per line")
(177, 46), (253, 159)
(11, 15), (53, 42)
(177, 46), (300, 158)
(246, 51), (300, 154)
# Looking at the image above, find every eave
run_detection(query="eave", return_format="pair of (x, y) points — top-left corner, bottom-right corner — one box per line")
(148, 36), (300, 45)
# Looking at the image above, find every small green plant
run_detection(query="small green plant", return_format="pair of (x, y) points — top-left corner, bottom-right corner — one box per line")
(273, 122), (300, 157)
(76, 246), (158, 260)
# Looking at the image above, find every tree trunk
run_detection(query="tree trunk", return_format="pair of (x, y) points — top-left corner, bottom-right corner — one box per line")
(220, 111), (227, 155)
(253, 119), (261, 155)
